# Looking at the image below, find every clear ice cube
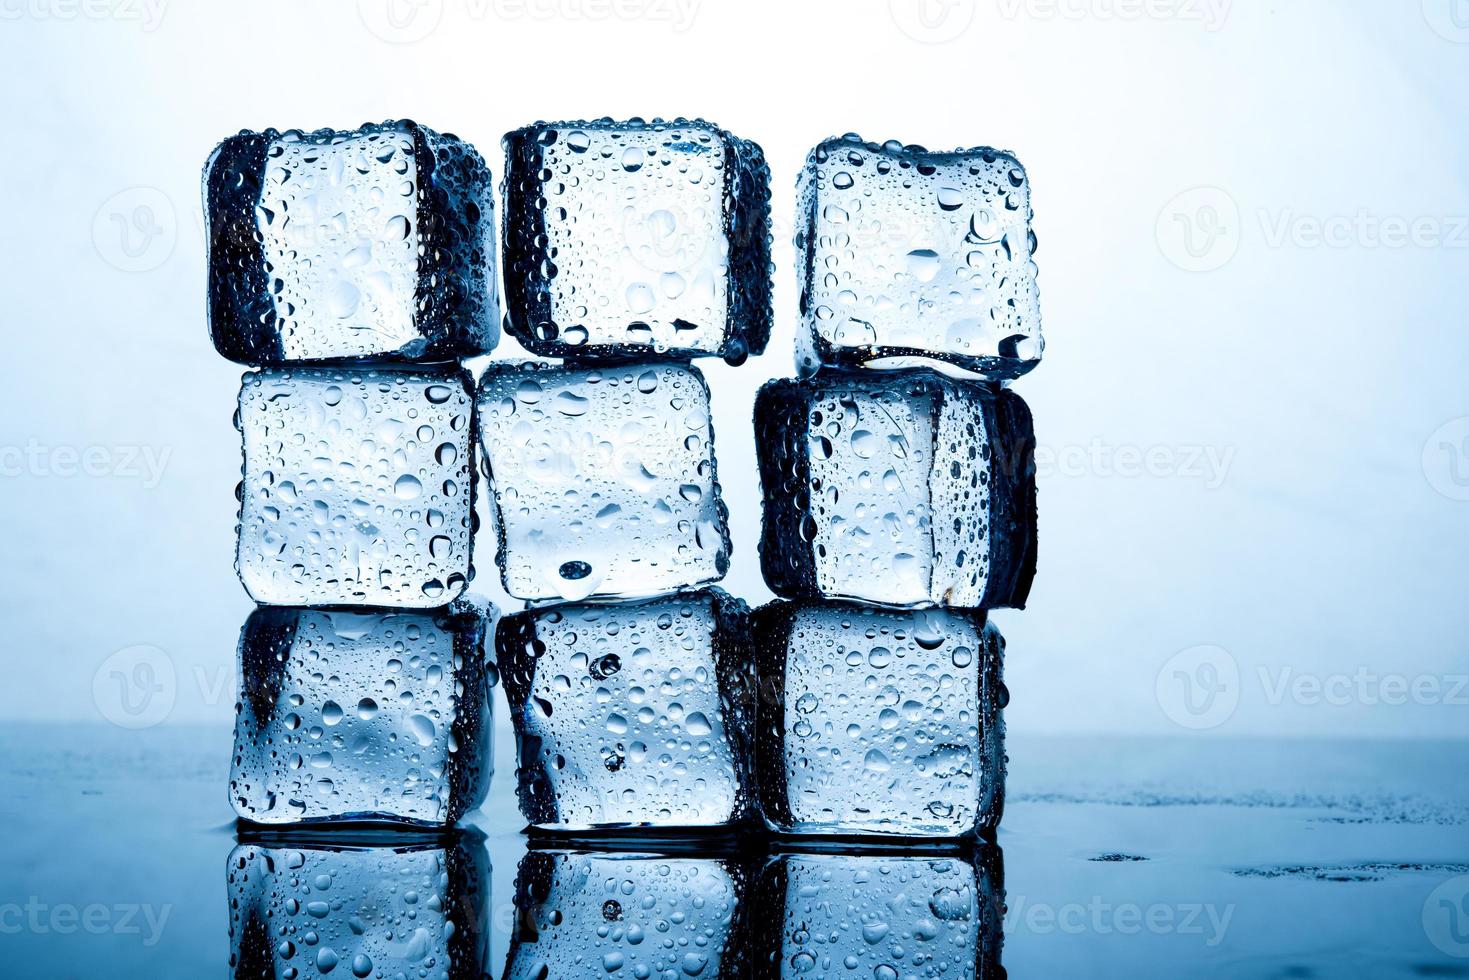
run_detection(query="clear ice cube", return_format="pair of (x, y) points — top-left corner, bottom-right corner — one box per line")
(229, 603), (494, 826)
(752, 849), (1004, 977)
(497, 589), (753, 831)
(236, 363), (476, 608)
(506, 848), (750, 979)
(502, 117), (772, 364)
(478, 360), (731, 602)
(227, 831), (490, 978)
(755, 368), (1036, 609)
(753, 600), (1006, 838)
(796, 134), (1042, 381)
(206, 120), (499, 364)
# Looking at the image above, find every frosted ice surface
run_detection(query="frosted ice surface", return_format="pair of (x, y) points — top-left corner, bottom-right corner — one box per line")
(796, 134), (1041, 381)
(497, 589), (752, 831)
(478, 360), (730, 601)
(235, 363), (476, 608)
(755, 368), (1036, 609)
(753, 600), (1006, 838)
(206, 120), (498, 364)
(228, 603), (493, 826)
(502, 117), (772, 364)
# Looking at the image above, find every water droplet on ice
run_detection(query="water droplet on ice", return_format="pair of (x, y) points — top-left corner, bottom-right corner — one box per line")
(626, 282), (656, 314)
(407, 714), (435, 747)
(905, 249), (941, 283)
(394, 474), (422, 499)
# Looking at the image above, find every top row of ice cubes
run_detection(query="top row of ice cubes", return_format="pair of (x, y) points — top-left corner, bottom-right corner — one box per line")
(205, 120), (1042, 379)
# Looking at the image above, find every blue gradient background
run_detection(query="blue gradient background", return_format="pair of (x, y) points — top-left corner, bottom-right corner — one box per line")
(0, 0), (1465, 740)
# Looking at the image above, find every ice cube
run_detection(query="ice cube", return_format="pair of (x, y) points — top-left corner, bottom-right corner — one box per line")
(497, 589), (753, 831)
(227, 830), (490, 978)
(505, 848), (751, 979)
(755, 368), (1036, 609)
(228, 602), (494, 826)
(752, 600), (1006, 838)
(206, 120), (498, 364)
(236, 363), (476, 608)
(502, 118), (772, 364)
(752, 848), (1005, 977)
(478, 360), (731, 601)
(796, 134), (1042, 381)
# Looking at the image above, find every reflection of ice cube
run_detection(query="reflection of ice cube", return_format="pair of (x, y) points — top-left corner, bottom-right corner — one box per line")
(206, 120), (499, 364)
(796, 134), (1042, 381)
(229, 603), (493, 827)
(502, 118), (772, 364)
(236, 364), (476, 608)
(755, 368), (1036, 609)
(478, 361), (731, 601)
(754, 848), (1004, 978)
(506, 849), (751, 979)
(497, 589), (752, 831)
(227, 831), (490, 979)
(753, 601), (1006, 838)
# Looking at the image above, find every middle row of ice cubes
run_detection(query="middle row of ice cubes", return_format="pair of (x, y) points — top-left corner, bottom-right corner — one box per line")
(236, 361), (1036, 608)
(206, 119), (1042, 377)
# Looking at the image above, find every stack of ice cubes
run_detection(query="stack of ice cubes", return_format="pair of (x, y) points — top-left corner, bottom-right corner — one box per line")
(753, 135), (1042, 840)
(204, 117), (1024, 977)
(205, 120), (499, 833)
(485, 118), (773, 836)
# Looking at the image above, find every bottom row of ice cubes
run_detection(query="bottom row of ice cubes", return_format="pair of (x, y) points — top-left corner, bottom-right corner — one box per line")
(230, 836), (1004, 978)
(229, 591), (1007, 839)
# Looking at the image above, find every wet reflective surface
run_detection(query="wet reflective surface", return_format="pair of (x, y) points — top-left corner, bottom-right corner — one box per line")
(3, 724), (1467, 978)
